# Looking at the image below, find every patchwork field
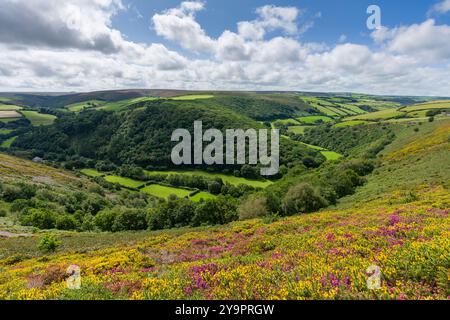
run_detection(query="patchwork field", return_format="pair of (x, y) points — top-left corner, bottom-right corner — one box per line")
(141, 184), (193, 199)
(334, 120), (370, 128)
(145, 170), (273, 188)
(0, 136), (17, 148)
(298, 142), (343, 160)
(66, 100), (105, 112)
(288, 125), (308, 135)
(297, 116), (333, 124)
(346, 109), (405, 121)
(104, 175), (145, 189)
(401, 100), (450, 112)
(0, 110), (22, 119)
(190, 192), (217, 202)
(96, 97), (158, 111)
(80, 169), (105, 177)
(0, 104), (22, 111)
(20, 111), (57, 126)
(170, 95), (214, 101)
(273, 118), (300, 126)
(0, 129), (13, 135)
(321, 151), (343, 161)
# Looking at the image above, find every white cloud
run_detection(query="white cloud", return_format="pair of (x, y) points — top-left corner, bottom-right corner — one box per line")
(372, 19), (450, 63)
(338, 34), (347, 43)
(0, 1), (449, 96)
(237, 5), (300, 40)
(152, 1), (215, 53)
(0, 0), (126, 53)
(428, 0), (450, 15)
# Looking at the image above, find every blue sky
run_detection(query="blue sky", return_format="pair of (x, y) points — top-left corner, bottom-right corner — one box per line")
(115, 0), (449, 47)
(0, 0), (449, 95)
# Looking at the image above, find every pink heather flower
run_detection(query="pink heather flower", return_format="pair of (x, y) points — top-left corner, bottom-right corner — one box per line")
(326, 233), (336, 242)
(209, 246), (224, 254)
(388, 214), (401, 226)
(271, 252), (284, 259)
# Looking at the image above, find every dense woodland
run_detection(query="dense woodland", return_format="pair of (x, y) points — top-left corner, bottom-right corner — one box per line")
(13, 102), (324, 177)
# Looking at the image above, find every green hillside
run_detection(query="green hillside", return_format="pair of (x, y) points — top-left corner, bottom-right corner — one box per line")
(14, 101), (322, 174)
(0, 119), (448, 300)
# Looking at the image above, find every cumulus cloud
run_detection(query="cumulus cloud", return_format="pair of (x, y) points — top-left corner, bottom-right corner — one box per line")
(0, 0), (126, 53)
(236, 5), (301, 41)
(152, 1), (215, 52)
(428, 0), (450, 15)
(372, 19), (450, 63)
(0, 1), (449, 96)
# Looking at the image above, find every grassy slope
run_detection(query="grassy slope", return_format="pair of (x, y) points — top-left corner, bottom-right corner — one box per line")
(145, 170), (273, 188)
(0, 153), (93, 187)
(141, 184), (193, 199)
(104, 175), (145, 189)
(66, 100), (105, 112)
(0, 104), (22, 111)
(334, 120), (369, 128)
(0, 136), (17, 148)
(0, 121), (448, 300)
(20, 111), (57, 126)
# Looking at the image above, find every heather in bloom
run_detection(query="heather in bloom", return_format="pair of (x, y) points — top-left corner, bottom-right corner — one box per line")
(0, 186), (448, 300)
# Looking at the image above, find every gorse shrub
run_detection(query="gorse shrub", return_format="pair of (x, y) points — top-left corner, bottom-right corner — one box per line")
(37, 234), (61, 253)
(21, 208), (57, 229)
(237, 195), (268, 220)
(55, 215), (79, 230)
(282, 182), (328, 216)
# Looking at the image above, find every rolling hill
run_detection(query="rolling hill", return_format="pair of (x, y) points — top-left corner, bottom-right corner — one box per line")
(0, 119), (448, 300)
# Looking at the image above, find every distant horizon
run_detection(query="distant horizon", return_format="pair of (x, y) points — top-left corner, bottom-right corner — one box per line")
(1, 88), (449, 99)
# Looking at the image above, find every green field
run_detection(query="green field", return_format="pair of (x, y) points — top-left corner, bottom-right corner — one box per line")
(297, 115), (333, 124)
(145, 170), (273, 188)
(66, 100), (105, 112)
(340, 104), (366, 114)
(401, 100), (450, 112)
(299, 142), (325, 150)
(385, 117), (429, 124)
(104, 175), (145, 189)
(299, 141), (343, 160)
(80, 169), (105, 177)
(288, 125), (308, 134)
(321, 151), (343, 161)
(141, 184), (193, 199)
(0, 136), (17, 148)
(326, 106), (350, 116)
(0, 118), (21, 123)
(0, 104), (22, 110)
(0, 129), (13, 135)
(334, 120), (370, 128)
(314, 105), (339, 117)
(353, 100), (400, 111)
(170, 94), (214, 101)
(190, 191), (217, 202)
(97, 97), (158, 111)
(346, 109), (405, 121)
(273, 118), (300, 126)
(20, 110), (57, 126)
